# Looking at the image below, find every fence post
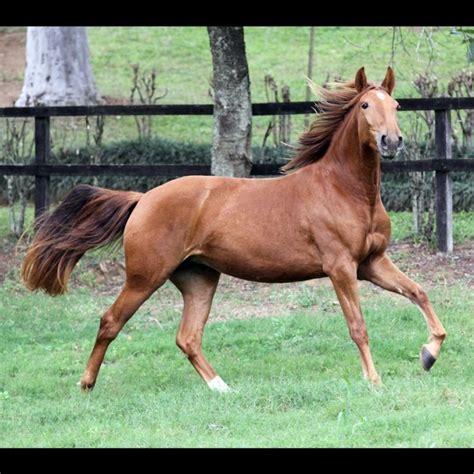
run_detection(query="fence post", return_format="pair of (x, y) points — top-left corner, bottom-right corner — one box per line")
(34, 116), (50, 220)
(434, 109), (453, 253)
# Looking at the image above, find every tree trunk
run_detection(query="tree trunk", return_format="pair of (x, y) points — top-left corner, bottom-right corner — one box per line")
(207, 27), (252, 177)
(16, 27), (101, 106)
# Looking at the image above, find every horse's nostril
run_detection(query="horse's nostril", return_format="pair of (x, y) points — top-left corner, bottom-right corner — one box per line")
(398, 136), (404, 148)
(381, 135), (388, 147)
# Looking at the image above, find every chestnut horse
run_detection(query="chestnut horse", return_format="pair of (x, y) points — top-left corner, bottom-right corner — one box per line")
(22, 67), (446, 392)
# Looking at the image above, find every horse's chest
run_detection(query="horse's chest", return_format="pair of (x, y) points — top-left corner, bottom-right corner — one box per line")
(360, 208), (391, 259)
(330, 216), (389, 262)
(339, 229), (388, 262)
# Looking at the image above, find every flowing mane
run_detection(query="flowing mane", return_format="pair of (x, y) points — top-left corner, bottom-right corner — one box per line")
(281, 80), (377, 173)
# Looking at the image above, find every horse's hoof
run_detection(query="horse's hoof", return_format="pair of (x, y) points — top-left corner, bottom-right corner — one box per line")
(207, 376), (232, 393)
(79, 379), (95, 392)
(420, 345), (437, 371)
(372, 376), (382, 386)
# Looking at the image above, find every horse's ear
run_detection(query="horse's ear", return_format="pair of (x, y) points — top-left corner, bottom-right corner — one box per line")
(355, 67), (367, 93)
(381, 66), (395, 95)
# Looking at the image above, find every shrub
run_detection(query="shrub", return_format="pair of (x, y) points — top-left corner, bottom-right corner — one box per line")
(0, 137), (473, 211)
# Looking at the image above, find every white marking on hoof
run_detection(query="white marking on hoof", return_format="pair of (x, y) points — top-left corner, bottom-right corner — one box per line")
(207, 376), (231, 393)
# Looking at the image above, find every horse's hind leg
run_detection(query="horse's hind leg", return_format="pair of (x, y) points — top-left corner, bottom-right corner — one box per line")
(79, 279), (162, 391)
(170, 262), (230, 392)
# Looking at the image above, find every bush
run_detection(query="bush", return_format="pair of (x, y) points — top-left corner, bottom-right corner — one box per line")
(380, 171), (474, 212)
(45, 138), (292, 202)
(1, 137), (473, 211)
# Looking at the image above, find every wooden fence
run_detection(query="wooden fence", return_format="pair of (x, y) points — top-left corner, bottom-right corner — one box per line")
(1, 97), (474, 252)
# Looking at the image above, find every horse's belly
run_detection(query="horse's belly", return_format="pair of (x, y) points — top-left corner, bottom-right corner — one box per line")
(190, 249), (324, 283)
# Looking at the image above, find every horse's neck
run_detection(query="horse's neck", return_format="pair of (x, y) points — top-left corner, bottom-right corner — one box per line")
(321, 112), (381, 207)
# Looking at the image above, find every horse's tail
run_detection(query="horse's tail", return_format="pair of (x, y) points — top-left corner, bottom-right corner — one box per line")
(21, 184), (143, 296)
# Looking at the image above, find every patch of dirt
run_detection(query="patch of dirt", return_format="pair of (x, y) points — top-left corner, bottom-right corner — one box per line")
(6, 239), (470, 326)
(387, 241), (474, 286)
(2, 236), (472, 301)
(1, 237), (472, 329)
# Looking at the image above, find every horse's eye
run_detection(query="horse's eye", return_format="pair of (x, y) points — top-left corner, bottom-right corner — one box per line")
(361, 102), (369, 109)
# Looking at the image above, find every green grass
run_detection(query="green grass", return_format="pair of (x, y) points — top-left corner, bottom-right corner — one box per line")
(83, 26), (473, 145)
(1, 203), (473, 447)
(87, 27), (471, 105)
(1, 276), (473, 447)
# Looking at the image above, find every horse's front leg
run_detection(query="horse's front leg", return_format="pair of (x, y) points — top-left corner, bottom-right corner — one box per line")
(324, 259), (381, 385)
(359, 253), (447, 370)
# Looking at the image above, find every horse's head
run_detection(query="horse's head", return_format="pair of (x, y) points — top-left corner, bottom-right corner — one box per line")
(354, 66), (403, 159)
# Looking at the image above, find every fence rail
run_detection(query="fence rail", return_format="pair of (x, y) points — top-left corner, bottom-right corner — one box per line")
(0, 97), (474, 117)
(1, 97), (474, 252)
(2, 159), (474, 177)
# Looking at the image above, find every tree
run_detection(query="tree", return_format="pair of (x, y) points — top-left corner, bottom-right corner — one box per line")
(16, 27), (101, 106)
(207, 27), (252, 177)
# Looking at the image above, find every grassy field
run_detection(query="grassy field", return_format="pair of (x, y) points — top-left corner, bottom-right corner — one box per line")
(87, 27), (470, 104)
(1, 266), (473, 447)
(0, 205), (473, 447)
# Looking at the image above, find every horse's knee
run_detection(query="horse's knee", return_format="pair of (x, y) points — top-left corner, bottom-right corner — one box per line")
(349, 323), (368, 346)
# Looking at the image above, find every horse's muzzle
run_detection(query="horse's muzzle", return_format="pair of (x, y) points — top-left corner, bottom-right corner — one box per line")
(379, 134), (404, 159)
